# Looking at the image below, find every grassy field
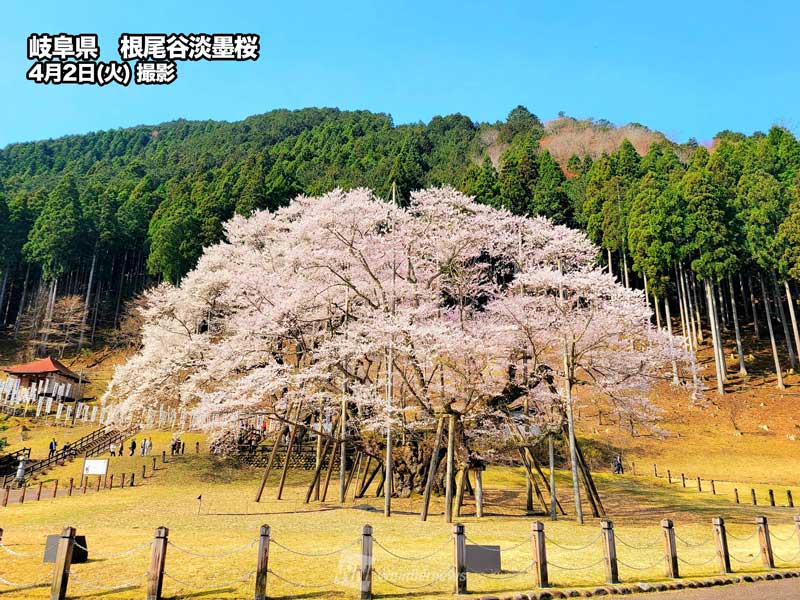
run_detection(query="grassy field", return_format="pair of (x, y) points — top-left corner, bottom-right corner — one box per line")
(2, 431), (800, 600)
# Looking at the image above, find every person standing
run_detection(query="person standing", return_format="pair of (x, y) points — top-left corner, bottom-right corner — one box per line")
(109, 442), (117, 457)
(48, 438), (57, 459)
(129, 438), (137, 456)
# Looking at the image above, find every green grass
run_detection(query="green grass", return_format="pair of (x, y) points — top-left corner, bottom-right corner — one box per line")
(2, 442), (799, 600)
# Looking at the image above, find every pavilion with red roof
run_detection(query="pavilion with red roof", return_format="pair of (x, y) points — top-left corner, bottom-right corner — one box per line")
(2, 357), (86, 400)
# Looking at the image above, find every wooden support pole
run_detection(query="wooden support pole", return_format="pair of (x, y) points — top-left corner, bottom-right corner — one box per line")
(2, 486), (9, 507)
(146, 527), (169, 600)
(712, 517), (731, 574)
(50, 526), (76, 600)
(109, 474), (114, 489)
(531, 521), (548, 588)
(756, 516), (774, 569)
(360, 524), (373, 600)
(277, 404), (301, 500)
(195, 441), (200, 454)
(711, 480), (716, 495)
(68, 478), (73, 497)
(681, 473), (685, 488)
(130, 473), (135, 486)
(152, 457), (156, 472)
(420, 416), (444, 521)
(734, 488), (739, 504)
(653, 463), (658, 477)
(254, 525), (270, 600)
(121, 473), (126, 488)
(769, 489), (775, 507)
(162, 450), (166, 463)
(445, 414), (456, 524)
(82, 477), (88, 494)
(303, 414), (340, 503)
(697, 477), (702, 492)
(321, 429), (339, 502)
(453, 523), (467, 594)
(36, 481), (43, 500)
(667, 470), (672, 484)
(455, 469), (467, 518)
(751, 488), (757, 505)
(600, 520), (619, 584)
(143, 465), (146, 480)
(662, 519), (679, 579)
(788, 490), (794, 508)
(474, 468), (484, 518)
(344, 452), (361, 499)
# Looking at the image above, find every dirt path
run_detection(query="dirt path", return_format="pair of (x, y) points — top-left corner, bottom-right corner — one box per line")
(637, 577), (800, 598)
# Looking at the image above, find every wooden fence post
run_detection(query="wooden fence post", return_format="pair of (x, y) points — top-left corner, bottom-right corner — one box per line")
(360, 524), (373, 600)
(19, 484), (25, 504)
(681, 473), (685, 488)
(531, 521), (548, 588)
(751, 489), (757, 505)
(711, 480), (716, 495)
(697, 477), (702, 492)
(162, 450), (166, 464)
(68, 478), (73, 497)
(734, 488), (739, 504)
(96, 476), (101, 492)
(768, 490), (775, 507)
(254, 525), (270, 600)
(756, 516), (774, 569)
(130, 473), (135, 486)
(653, 464), (658, 477)
(152, 457), (157, 471)
(121, 474), (126, 488)
(82, 477), (88, 494)
(52, 480), (58, 499)
(667, 470), (672, 484)
(50, 526), (75, 600)
(195, 441), (200, 454)
(36, 481), (43, 500)
(2, 486), (9, 506)
(787, 490), (794, 508)
(712, 517), (731, 574)
(146, 526), (169, 600)
(474, 468), (484, 518)
(600, 520), (619, 584)
(661, 519), (679, 579)
(143, 465), (147, 480)
(109, 474), (114, 489)
(453, 523), (467, 594)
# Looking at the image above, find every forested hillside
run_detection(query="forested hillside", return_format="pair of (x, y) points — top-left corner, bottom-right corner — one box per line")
(1, 105), (799, 397)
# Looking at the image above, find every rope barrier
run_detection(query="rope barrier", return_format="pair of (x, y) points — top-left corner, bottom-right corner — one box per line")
(373, 537), (450, 561)
(726, 530), (758, 542)
(74, 541), (152, 559)
(548, 557), (606, 571)
(0, 575), (49, 588)
(267, 569), (339, 589)
(68, 572), (146, 591)
(770, 530), (798, 543)
(463, 535), (532, 553)
(677, 554), (718, 567)
(674, 533), (713, 548)
(0, 543), (41, 558)
(617, 557), (664, 571)
(164, 570), (255, 589)
(729, 553), (759, 564)
(471, 561), (535, 579)
(773, 550), (800, 564)
(271, 538), (359, 557)
(614, 534), (662, 550)
(372, 568), (451, 590)
(545, 532), (603, 551)
(166, 539), (258, 558)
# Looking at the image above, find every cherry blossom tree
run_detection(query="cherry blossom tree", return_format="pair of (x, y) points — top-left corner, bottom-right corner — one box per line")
(105, 187), (696, 519)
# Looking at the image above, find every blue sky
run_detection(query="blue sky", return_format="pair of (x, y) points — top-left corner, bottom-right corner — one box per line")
(1, 0), (798, 147)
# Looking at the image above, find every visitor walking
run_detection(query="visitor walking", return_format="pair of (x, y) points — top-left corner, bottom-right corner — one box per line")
(613, 455), (624, 474)
(109, 442), (117, 457)
(48, 438), (57, 459)
(129, 438), (137, 456)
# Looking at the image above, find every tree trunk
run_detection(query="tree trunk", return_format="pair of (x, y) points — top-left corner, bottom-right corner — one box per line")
(771, 272), (798, 370)
(664, 297), (680, 384)
(681, 263), (699, 350)
(674, 264), (689, 343)
(13, 263), (30, 339)
(759, 273), (785, 389)
(621, 249), (630, 288)
(748, 274), (760, 339)
(704, 280), (725, 395)
(690, 273), (704, 343)
(549, 433), (557, 521)
(653, 293), (662, 330)
(445, 414), (456, 523)
(784, 281), (800, 370)
(90, 279), (102, 343)
(738, 273), (751, 321)
(728, 276), (747, 375)
(564, 346), (583, 524)
(607, 248), (614, 278)
(0, 268), (9, 327)
(114, 251), (128, 329)
(712, 282), (728, 382)
(78, 250), (97, 351)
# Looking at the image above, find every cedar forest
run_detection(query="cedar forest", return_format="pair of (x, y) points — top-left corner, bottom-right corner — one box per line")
(1, 106), (800, 396)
